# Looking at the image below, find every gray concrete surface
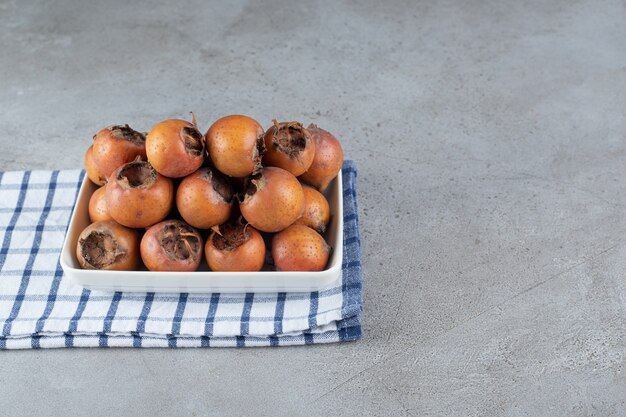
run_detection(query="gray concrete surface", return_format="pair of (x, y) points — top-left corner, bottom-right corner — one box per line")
(2, 0), (626, 415)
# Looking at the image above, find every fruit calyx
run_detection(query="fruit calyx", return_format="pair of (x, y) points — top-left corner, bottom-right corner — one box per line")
(240, 172), (265, 202)
(109, 124), (146, 145)
(206, 169), (233, 203)
(211, 221), (250, 251)
(79, 231), (125, 268)
(252, 128), (266, 175)
(159, 223), (200, 261)
(270, 120), (309, 159)
(181, 126), (204, 157)
(116, 161), (157, 189)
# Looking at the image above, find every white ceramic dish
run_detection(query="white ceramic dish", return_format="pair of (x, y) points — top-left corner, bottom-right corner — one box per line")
(60, 172), (343, 293)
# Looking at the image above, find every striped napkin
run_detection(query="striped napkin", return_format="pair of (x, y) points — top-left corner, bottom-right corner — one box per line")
(0, 161), (362, 349)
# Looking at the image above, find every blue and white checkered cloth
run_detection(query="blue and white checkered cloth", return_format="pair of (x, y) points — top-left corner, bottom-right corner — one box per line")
(0, 161), (362, 349)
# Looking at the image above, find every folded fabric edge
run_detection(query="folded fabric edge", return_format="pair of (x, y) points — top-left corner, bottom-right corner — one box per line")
(0, 313), (361, 341)
(0, 324), (361, 349)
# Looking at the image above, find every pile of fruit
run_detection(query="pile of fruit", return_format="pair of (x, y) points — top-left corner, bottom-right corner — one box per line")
(78, 114), (343, 272)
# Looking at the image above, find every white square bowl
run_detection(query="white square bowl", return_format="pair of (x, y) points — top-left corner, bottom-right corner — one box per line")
(60, 172), (343, 293)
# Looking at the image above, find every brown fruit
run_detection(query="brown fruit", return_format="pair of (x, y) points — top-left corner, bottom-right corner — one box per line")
(84, 145), (107, 186)
(263, 120), (315, 176)
(239, 167), (304, 233)
(176, 167), (233, 229)
(298, 124), (343, 192)
(205, 221), (265, 272)
(206, 115), (265, 177)
(106, 160), (174, 228)
(92, 125), (147, 178)
(271, 224), (330, 271)
(88, 186), (112, 223)
(294, 185), (330, 233)
(140, 220), (203, 272)
(76, 220), (140, 270)
(146, 116), (205, 178)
